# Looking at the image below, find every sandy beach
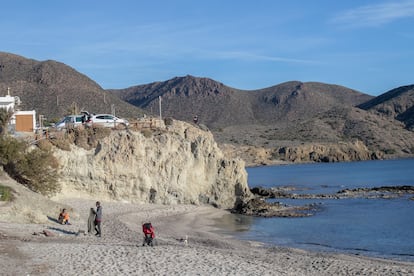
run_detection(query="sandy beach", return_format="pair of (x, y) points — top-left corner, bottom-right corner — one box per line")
(0, 198), (413, 276)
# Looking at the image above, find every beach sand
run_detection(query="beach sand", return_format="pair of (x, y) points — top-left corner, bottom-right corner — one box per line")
(1, 198), (413, 276)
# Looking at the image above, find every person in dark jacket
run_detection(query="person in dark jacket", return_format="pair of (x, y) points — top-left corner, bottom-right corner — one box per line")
(93, 201), (102, 237)
(87, 208), (95, 234)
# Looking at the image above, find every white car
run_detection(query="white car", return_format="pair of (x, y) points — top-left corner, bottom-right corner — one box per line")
(85, 114), (129, 128)
(54, 115), (85, 130)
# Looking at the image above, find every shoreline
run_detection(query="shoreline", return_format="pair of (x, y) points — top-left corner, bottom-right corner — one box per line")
(211, 210), (414, 264)
(1, 198), (414, 275)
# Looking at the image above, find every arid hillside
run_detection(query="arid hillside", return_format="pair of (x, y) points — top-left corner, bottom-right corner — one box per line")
(111, 75), (414, 163)
(110, 75), (373, 128)
(0, 52), (145, 121)
(358, 84), (414, 130)
(1, 52), (413, 164)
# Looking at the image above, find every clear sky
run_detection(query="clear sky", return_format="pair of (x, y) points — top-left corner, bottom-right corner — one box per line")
(1, 1), (414, 95)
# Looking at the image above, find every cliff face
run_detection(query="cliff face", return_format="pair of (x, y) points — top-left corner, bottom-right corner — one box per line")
(273, 140), (382, 163)
(220, 140), (382, 167)
(53, 120), (251, 209)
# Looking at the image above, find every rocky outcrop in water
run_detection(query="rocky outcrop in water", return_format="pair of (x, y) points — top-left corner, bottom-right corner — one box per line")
(250, 185), (414, 200)
(238, 185), (414, 217)
(337, 186), (414, 199)
(232, 197), (320, 217)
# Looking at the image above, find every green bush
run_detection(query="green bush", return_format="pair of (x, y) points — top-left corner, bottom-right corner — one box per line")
(0, 136), (60, 196)
(0, 109), (13, 135)
(0, 184), (14, 201)
(141, 129), (153, 138)
(383, 148), (396, 155)
(50, 137), (72, 151)
(164, 117), (174, 126)
(0, 136), (26, 165)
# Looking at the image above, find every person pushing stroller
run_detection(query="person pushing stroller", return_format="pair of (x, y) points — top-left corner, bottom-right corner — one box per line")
(142, 222), (155, 246)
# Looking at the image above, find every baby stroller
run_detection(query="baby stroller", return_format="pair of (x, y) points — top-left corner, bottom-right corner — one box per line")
(142, 222), (155, 246)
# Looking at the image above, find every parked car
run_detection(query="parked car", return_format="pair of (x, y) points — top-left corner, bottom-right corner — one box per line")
(54, 115), (85, 130)
(85, 114), (129, 128)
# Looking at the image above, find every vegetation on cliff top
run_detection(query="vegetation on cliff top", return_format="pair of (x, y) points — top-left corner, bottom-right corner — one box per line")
(0, 109), (60, 196)
(0, 135), (60, 196)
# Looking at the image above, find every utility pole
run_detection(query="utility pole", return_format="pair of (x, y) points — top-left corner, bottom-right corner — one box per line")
(159, 96), (162, 120)
(38, 114), (47, 137)
(111, 104), (116, 128)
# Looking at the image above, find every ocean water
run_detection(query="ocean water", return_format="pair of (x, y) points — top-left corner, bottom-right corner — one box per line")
(218, 159), (414, 261)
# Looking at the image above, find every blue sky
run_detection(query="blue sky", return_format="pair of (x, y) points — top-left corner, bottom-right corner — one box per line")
(1, 1), (414, 95)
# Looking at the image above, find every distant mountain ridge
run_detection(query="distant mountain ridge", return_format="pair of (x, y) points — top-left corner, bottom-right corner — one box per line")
(1, 51), (413, 163)
(358, 84), (414, 130)
(0, 52), (144, 121)
(110, 75), (374, 128)
(110, 75), (414, 162)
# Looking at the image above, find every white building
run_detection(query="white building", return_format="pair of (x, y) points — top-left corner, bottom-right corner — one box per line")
(0, 88), (17, 111)
(0, 87), (36, 133)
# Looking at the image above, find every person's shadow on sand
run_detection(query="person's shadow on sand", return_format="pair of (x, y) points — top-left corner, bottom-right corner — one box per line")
(47, 216), (77, 235)
(47, 216), (60, 224)
(47, 226), (78, 235)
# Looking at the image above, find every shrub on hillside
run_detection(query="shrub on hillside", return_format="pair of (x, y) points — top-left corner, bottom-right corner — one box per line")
(36, 139), (54, 151)
(0, 109), (13, 135)
(50, 137), (72, 151)
(77, 127), (111, 149)
(0, 184), (14, 201)
(164, 117), (173, 126)
(383, 148), (396, 155)
(0, 136), (60, 196)
(141, 129), (153, 138)
(49, 127), (111, 151)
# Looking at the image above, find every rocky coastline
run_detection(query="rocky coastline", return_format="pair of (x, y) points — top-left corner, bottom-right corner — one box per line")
(231, 185), (414, 217)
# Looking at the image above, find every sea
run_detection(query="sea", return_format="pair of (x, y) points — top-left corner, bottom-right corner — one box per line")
(215, 158), (414, 262)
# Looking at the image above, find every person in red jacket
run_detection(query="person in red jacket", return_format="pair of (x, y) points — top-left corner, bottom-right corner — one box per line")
(142, 222), (155, 246)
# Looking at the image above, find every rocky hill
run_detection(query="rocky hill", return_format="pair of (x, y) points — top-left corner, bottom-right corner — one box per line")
(110, 75), (373, 128)
(358, 84), (414, 130)
(111, 75), (414, 164)
(0, 52), (145, 121)
(217, 106), (414, 165)
(1, 52), (413, 165)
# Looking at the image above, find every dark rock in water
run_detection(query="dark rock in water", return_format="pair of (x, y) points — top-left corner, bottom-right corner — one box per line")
(250, 185), (414, 200)
(250, 187), (272, 197)
(250, 186), (294, 198)
(240, 185), (414, 217)
(337, 185), (414, 198)
(232, 197), (318, 217)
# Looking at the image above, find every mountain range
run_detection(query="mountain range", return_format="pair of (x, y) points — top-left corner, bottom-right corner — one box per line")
(0, 52), (144, 121)
(1, 52), (413, 163)
(110, 76), (373, 128)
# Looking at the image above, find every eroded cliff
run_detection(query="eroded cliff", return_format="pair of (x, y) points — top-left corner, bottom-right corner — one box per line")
(53, 120), (251, 209)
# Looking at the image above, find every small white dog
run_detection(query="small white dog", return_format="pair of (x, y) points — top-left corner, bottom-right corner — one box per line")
(178, 235), (188, 246)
